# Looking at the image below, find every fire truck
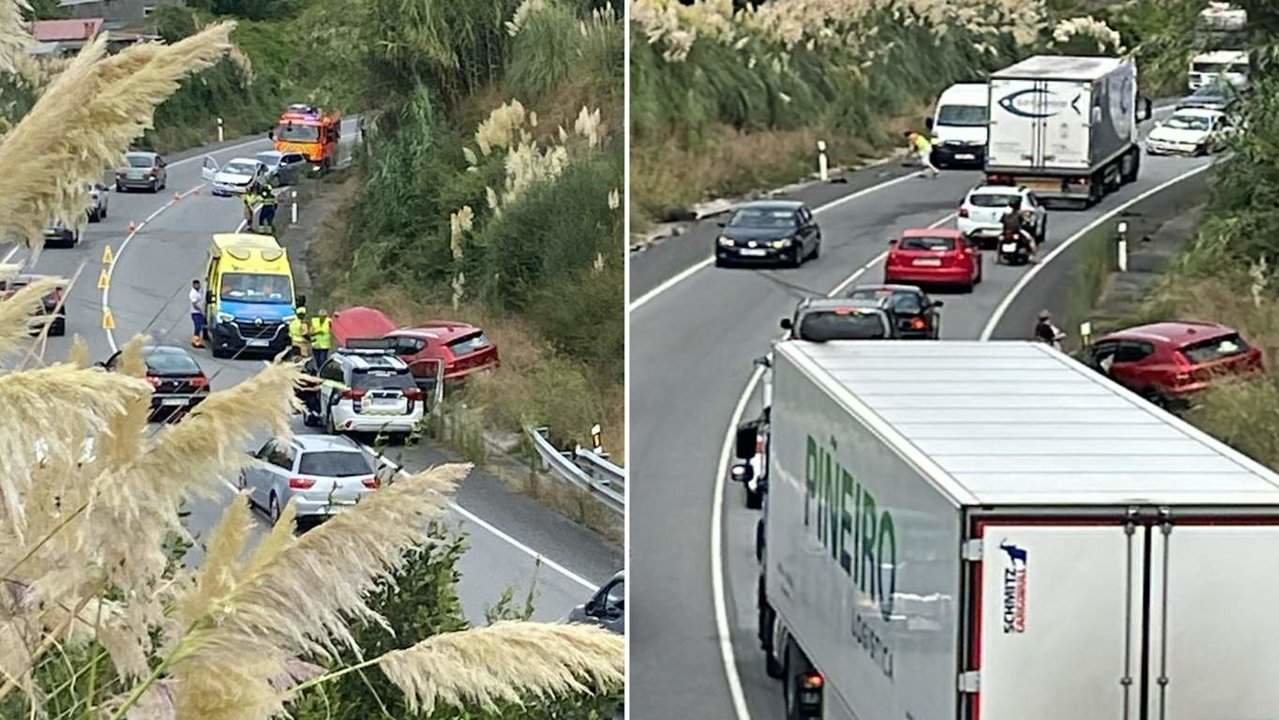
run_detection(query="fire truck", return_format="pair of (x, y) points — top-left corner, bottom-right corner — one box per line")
(269, 104), (342, 172)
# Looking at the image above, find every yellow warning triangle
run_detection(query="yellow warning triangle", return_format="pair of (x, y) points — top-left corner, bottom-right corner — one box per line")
(102, 307), (115, 330)
(97, 268), (110, 289)
(102, 244), (114, 265)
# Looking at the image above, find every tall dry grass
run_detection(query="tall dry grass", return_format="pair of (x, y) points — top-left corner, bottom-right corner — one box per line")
(0, 15), (623, 717)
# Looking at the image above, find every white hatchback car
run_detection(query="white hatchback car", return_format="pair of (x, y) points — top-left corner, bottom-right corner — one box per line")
(202, 156), (268, 196)
(1146, 108), (1236, 156)
(957, 184), (1048, 249)
(313, 342), (425, 440)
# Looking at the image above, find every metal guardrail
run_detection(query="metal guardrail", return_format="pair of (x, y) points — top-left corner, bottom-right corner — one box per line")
(573, 446), (625, 489)
(526, 426), (623, 515)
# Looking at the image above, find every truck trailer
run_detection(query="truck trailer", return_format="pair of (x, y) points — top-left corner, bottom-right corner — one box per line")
(736, 340), (1279, 720)
(985, 55), (1153, 207)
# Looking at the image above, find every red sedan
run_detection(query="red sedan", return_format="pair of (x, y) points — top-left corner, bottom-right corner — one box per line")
(331, 307), (499, 383)
(883, 228), (982, 292)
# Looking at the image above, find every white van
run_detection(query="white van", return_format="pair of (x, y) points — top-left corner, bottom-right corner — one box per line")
(924, 82), (988, 168)
(1189, 49), (1250, 91)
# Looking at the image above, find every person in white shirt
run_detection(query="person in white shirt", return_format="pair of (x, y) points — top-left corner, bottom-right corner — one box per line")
(189, 279), (205, 349)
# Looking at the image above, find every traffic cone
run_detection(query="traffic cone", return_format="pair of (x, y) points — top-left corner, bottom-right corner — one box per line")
(127, 221), (136, 234)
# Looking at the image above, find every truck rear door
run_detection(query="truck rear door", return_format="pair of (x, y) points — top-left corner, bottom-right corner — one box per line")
(966, 517), (1279, 720)
(988, 78), (1092, 171)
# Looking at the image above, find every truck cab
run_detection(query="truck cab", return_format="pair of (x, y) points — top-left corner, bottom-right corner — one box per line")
(269, 103), (342, 172)
(924, 82), (989, 168)
(203, 233), (298, 359)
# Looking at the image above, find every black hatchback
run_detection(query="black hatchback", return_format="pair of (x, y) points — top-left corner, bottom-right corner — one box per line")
(714, 200), (821, 268)
(100, 345), (211, 420)
(845, 284), (943, 339)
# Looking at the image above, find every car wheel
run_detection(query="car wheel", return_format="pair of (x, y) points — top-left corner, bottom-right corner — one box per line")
(325, 409), (337, 435)
(809, 239), (821, 261)
(115, 182), (125, 192)
(714, 256), (728, 268)
(268, 492), (282, 526)
(1039, 217), (1049, 244)
(50, 318), (65, 337)
(746, 485), (763, 510)
(1140, 388), (1168, 409)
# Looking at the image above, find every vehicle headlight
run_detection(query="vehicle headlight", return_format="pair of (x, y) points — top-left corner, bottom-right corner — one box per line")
(216, 312), (235, 323)
(717, 235), (733, 247)
(771, 238), (793, 249)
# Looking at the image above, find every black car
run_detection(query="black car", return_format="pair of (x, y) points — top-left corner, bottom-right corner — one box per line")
(0, 274), (66, 336)
(845, 284), (943, 339)
(99, 345), (211, 420)
(1177, 80), (1243, 113)
(780, 298), (895, 341)
(714, 200), (821, 268)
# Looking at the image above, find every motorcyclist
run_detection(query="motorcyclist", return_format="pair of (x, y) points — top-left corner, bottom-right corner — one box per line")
(1034, 310), (1065, 350)
(1001, 197), (1037, 261)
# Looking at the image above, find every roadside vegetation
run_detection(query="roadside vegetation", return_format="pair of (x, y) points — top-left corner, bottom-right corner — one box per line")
(305, 0), (625, 460)
(0, 6), (622, 719)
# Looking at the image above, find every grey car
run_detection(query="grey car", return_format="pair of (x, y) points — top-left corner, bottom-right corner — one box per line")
(42, 218), (80, 248)
(86, 182), (108, 222)
(714, 200), (822, 268)
(256, 150), (308, 187)
(566, 570), (624, 634)
(239, 434), (379, 527)
(115, 151), (167, 192)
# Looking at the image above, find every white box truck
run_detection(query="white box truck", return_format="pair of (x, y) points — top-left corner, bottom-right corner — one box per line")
(924, 82), (989, 168)
(734, 340), (1279, 720)
(985, 55), (1153, 208)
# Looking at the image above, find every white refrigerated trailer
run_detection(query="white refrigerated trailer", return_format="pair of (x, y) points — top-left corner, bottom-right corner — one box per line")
(740, 340), (1279, 720)
(985, 55), (1153, 207)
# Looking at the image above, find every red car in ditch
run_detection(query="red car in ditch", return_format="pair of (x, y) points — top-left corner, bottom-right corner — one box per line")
(883, 228), (982, 292)
(331, 307), (500, 383)
(1085, 321), (1265, 407)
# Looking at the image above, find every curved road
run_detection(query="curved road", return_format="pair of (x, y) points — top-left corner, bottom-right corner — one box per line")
(8, 121), (620, 624)
(629, 106), (1215, 718)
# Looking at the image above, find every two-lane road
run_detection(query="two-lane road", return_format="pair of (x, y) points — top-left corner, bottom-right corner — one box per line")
(629, 105), (1215, 718)
(10, 122), (620, 624)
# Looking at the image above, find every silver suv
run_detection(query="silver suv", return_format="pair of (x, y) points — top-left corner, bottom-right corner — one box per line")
(239, 434), (379, 528)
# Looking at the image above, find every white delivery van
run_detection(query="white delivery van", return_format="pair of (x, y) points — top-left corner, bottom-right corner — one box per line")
(985, 55), (1152, 207)
(737, 340), (1279, 720)
(1188, 49), (1251, 91)
(924, 82), (989, 168)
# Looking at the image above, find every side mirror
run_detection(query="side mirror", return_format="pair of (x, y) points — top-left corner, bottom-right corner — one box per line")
(95, 183), (107, 191)
(267, 130), (274, 140)
(205, 291), (214, 304)
(1138, 96), (1153, 122)
(924, 117), (934, 131)
(932, 300), (945, 308)
(730, 462), (754, 484)
(779, 317), (793, 330)
(716, 221), (726, 228)
(888, 239), (898, 245)
(735, 423), (758, 460)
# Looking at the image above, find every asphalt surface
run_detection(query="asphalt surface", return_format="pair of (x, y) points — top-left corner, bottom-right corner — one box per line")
(8, 121), (620, 625)
(628, 106), (1216, 719)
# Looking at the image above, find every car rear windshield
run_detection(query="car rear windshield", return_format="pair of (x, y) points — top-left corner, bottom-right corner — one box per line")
(797, 310), (888, 341)
(728, 208), (797, 229)
(126, 155), (153, 168)
(1179, 333), (1250, 365)
(276, 124), (320, 142)
(448, 331), (491, 356)
(936, 104), (987, 127)
(298, 451), (372, 478)
(353, 369), (415, 390)
(969, 193), (1019, 208)
(899, 236), (956, 252)
(146, 351), (201, 375)
(219, 273), (293, 304)
(256, 153), (280, 166)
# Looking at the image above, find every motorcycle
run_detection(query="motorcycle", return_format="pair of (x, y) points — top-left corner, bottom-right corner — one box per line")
(996, 230), (1032, 266)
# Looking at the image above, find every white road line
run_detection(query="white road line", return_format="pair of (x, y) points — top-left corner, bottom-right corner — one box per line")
(710, 210), (954, 720)
(629, 168), (927, 311)
(978, 159), (1218, 341)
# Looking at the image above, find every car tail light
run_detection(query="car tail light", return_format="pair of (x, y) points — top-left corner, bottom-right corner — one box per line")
(145, 375), (161, 388)
(958, 207), (969, 218)
(190, 375), (209, 388)
(362, 475), (380, 489)
(341, 388), (367, 400)
(289, 476), (315, 489)
(1172, 372), (1193, 386)
(910, 317), (926, 330)
(404, 387), (423, 401)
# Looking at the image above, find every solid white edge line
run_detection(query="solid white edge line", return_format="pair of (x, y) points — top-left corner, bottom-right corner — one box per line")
(977, 158), (1217, 341)
(710, 209), (954, 720)
(628, 168), (925, 311)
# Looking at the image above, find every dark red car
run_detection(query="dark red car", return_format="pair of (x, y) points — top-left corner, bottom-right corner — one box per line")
(884, 228), (982, 292)
(1085, 321), (1264, 406)
(331, 307), (499, 383)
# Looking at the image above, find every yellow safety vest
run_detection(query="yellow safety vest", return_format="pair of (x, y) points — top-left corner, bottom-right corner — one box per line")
(311, 316), (333, 350)
(910, 133), (931, 153)
(289, 317), (310, 343)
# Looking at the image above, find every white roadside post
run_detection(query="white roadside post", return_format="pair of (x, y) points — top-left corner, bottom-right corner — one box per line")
(1079, 320), (1093, 348)
(817, 140), (829, 182)
(216, 117), (224, 143)
(1117, 221), (1129, 272)
(591, 424), (603, 454)
(291, 190), (298, 224)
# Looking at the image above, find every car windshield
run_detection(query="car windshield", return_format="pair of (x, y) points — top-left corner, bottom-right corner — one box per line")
(447, 331), (491, 356)
(1166, 114), (1212, 131)
(969, 193), (1020, 208)
(353, 370), (415, 390)
(145, 351), (200, 375)
(936, 104), (987, 127)
(219, 273), (293, 304)
(224, 161), (258, 175)
(1193, 62), (1232, 73)
(276, 123), (320, 142)
(256, 153), (281, 167)
(297, 450), (372, 478)
(1180, 333), (1249, 365)
(899, 236), (956, 252)
(125, 155), (153, 168)
(728, 208), (797, 229)
(797, 309), (888, 341)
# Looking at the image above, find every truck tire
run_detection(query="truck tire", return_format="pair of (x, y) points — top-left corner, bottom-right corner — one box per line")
(758, 576), (786, 679)
(783, 638), (815, 720)
(1121, 146), (1141, 184)
(746, 484), (763, 509)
